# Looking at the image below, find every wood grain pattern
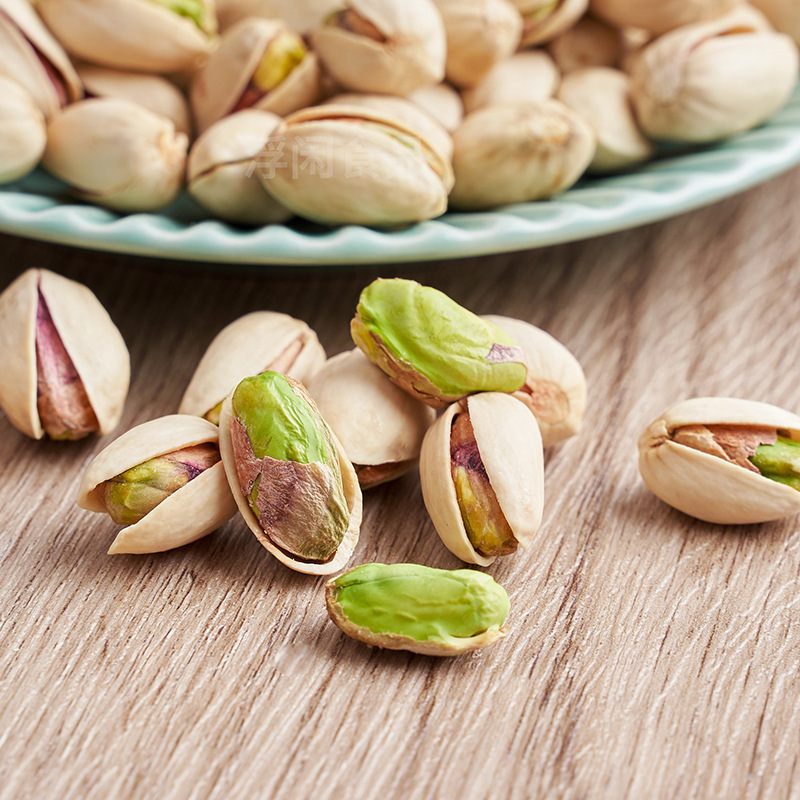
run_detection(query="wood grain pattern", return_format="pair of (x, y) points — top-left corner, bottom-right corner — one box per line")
(2, 169), (800, 800)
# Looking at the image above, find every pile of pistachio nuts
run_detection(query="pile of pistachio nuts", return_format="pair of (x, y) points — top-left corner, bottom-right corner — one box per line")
(1, 0), (798, 227)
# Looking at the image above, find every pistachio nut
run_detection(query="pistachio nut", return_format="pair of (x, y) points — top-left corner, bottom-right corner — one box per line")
(190, 17), (321, 133)
(430, 0), (522, 88)
(43, 98), (188, 213)
(179, 311), (326, 423)
(306, 348), (436, 489)
(217, 0), (340, 35)
(749, 0), (800, 45)
(0, 77), (46, 184)
(629, 8), (799, 143)
(325, 563), (510, 656)
(0, 0), (82, 118)
(77, 415), (237, 553)
(407, 83), (464, 132)
(546, 13), (623, 73)
(420, 392), (545, 565)
(450, 100), (595, 210)
(310, 0), (447, 96)
(0, 268), (129, 440)
(483, 315), (586, 447)
(35, 0), (217, 74)
(461, 51), (560, 114)
(351, 278), (527, 409)
(187, 110), (293, 225)
(510, 0), (589, 47)
(218, 371), (362, 574)
(589, 0), (739, 35)
(557, 67), (655, 173)
(638, 397), (800, 525)
(257, 105), (454, 227)
(76, 63), (193, 138)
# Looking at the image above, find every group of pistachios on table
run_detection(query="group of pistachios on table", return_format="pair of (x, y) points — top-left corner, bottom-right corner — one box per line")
(2, 268), (800, 656)
(1, 0), (799, 227)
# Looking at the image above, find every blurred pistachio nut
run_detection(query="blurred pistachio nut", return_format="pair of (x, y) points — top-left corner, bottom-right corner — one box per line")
(0, 77), (46, 184)
(187, 110), (293, 225)
(190, 17), (321, 133)
(557, 67), (654, 173)
(483, 315), (586, 447)
(407, 83), (464, 132)
(589, 0), (738, 35)
(430, 0), (522, 88)
(638, 397), (800, 525)
(78, 415), (237, 553)
(310, 0), (447, 96)
(43, 98), (188, 213)
(326, 563), (510, 656)
(420, 392), (545, 565)
(0, 269), (129, 440)
(217, 0), (341, 34)
(0, 0), (83, 118)
(510, 0), (588, 46)
(546, 14), (622, 73)
(629, 9), (799, 143)
(307, 348), (436, 489)
(219, 371), (362, 574)
(450, 100), (595, 210)
(179, 311), (325, 423)
(351, 278), (527, 408)
(35, 0), (216, 73)
(257, 105), (453, 227)
(749, 0), (800, 45)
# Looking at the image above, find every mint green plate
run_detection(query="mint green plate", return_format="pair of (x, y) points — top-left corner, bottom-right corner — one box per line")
(2, 88), (800, 267)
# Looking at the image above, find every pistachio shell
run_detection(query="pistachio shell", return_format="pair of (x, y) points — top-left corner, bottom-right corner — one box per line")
(306, 348), (436, 487)
(179, 311), (325, 420)
(589, 0), (739, 35)
(546, 13), (623, 73)
(217, 0), (340, 35)
(0, 268), (129, 440)
(0, 77), (46, 184)
(77, 415), (237, 554)
(749, 0), (800, 45)
(638, 397), (800, 524)
(406, 83), (464, 132)
(483, 315), (586, 447)
(36, 0), (216, 73)
(420, 392), (545, 565)
(511, 0), (589, 46)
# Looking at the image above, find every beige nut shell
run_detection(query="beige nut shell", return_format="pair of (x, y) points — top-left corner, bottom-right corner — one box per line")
(0, 268), (129, 440)
(218, 394), (363, 575)
(513, 0), (589, 46)
(78, 415), (237, 554)
(420, 392), (545, 566)
(589, 0), (739, 35)
(638, 397), (800, 525)
(0, 77), (46, 184)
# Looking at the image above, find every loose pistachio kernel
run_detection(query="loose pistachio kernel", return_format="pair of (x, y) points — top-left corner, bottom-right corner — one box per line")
(326, 563), (510, 655)
(750, 436), (800, 490)
(148, 0), (209, 30)
(351, 278), (527, 407)
(252, 32), (307, 93)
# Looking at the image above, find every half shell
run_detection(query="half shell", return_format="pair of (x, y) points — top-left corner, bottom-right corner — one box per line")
(0, 77), (46, 184)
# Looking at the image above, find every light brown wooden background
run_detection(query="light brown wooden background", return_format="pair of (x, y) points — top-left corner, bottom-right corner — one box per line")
(1, 168), (800, 800)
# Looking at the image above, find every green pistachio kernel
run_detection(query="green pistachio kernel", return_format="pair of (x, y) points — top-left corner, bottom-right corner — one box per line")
(750, 436), (800, 490)
(351, 278), (527, 408)
(325, 562), (510, 656)
(252, 32), (306, 93)
(148, 0), (209, 30)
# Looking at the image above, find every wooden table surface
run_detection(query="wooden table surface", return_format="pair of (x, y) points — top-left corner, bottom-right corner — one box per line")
(2, 168), (800, 800)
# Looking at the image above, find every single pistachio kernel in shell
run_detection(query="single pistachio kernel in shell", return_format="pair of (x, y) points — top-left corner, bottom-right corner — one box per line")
(351, 278), (526, 408)
(148, 0), (209, 29)
(325, 562), (510, 656)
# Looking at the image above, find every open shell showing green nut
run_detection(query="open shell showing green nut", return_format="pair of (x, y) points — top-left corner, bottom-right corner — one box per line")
(77, 415), (237, 554)
(420, 392), (545, 565)
(0, 268), (129, 440)
(325, 562), (510, 656)
(638, 397), (800, 524)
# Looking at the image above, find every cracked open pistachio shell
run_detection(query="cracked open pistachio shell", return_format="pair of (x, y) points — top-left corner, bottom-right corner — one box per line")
(77, 415), (237, 554)
(430, 0), (522, 88)
(219, 371), (362, 575)
(483, 315), (586, 447)
(190, 17), (321, 134)
(306, 348), (436, 489)
(0, 0), (82, 118)
(351, 278), (527, 409)
(750, 0), (800, 45)
(0, 268), (129, 440)
(638, 397), (800, 525)
(0, 77), (46, 184)
(310, 0), (447, 96)
(43, 98), (188, 213)
(450, 100), (595, 210)
(187, 110), (292, 225)
(325, 563), (510, 656)
(257, 105), (453, 227)
(36, 0), (217, 74)
(546, 13), (622, 73)
(179, 311), (325, 423)
(557, 67), (654, 173)
(629, 8), (799, 143)
(420, 392), (545, 565)
(407, 83), (464, 132)
(589, 0), (738, 35)
(217, 0), (340, 35)
(510, 0), (588, 47)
